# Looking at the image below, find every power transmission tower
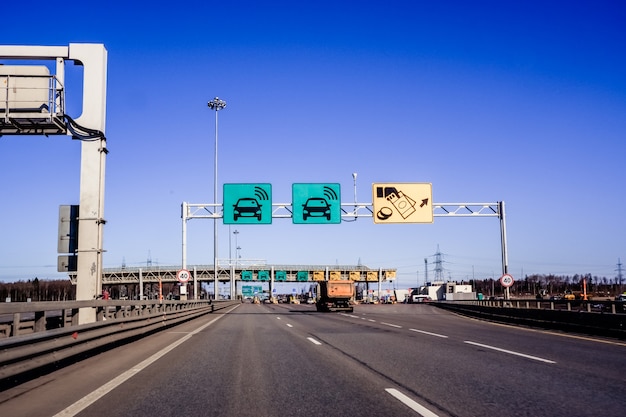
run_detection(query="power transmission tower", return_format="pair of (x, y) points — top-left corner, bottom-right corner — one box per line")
(433, 245), (446, 283)
(617, 258), (624, 293)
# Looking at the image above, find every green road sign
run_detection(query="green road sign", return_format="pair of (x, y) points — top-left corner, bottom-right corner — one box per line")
(223, 183), (272, 224)
(241, 270), (253, 280)
(258, 270), (270, 281)
(275, 270), (287, 281)
(292, 183), (341, 224)
(242, 285), (262, 297)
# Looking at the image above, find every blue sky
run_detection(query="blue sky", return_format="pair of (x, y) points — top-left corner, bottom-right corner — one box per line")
(1, 1), (625, 288)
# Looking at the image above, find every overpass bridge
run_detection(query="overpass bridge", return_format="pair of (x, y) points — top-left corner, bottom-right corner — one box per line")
(70, 263), (397, 299)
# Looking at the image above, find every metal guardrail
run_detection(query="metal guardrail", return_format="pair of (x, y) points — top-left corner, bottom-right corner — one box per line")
(434, 299), (626, 339)
(456, 298), (626, 314)
(0, 299), (239, 383)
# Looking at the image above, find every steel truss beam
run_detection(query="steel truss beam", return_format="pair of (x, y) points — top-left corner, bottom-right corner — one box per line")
(183, 202), (501, 219)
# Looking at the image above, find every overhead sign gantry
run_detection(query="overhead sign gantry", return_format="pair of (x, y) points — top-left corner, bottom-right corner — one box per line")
(1, 43), (108, 324)
(182, 181), (510, 298)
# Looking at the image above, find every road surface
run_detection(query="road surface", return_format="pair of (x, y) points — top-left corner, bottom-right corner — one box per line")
(1, 302), (624, 416)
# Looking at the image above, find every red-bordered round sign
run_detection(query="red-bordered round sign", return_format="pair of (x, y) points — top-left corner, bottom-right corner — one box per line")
(500, 273), (514, 287)
(177, 269), (191, 283)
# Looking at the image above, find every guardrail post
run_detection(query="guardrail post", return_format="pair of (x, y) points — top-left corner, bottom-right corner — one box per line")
(70, 308), (80, 326)
(96, 306), (105, 321)
(12, 313), (20, 337)
(34, 311), (45, 332)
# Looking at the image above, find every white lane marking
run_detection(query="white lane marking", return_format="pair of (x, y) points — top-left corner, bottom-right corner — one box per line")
(307, 337), (322, 345)
(386, 388), (440, 417)
(276, 317), (281, 320)
(464, 341), (556, 364)
(286, 323), (293, 328)
(381, 322), (402, 328)
(53, 304), (240, 417)
(409, 329), (448, 338)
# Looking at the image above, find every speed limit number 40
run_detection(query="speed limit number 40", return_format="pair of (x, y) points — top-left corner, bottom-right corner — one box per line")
(177, 269), (191, 283)
(500, 274), (514, 288)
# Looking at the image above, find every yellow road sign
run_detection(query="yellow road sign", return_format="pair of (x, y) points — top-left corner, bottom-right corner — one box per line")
(372, 183), (433, 223)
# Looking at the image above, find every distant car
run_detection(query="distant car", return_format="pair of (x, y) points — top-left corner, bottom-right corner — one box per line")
(233, 198), (262, 221)
(616, 294), (626, 302)
(412, 295), (432, 303)
(302, 197), (331, 221)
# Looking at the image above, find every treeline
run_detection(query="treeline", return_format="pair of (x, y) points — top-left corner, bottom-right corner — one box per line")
(470, 273), (624, 298)
(0, 278), (75, 302)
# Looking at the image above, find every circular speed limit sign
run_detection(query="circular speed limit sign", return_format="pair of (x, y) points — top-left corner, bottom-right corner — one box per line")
(177, 269), (191, 283)
(499, 273), (514, 288)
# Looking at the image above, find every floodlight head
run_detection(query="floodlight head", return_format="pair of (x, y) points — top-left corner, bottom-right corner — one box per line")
(207, 97), (226, 110)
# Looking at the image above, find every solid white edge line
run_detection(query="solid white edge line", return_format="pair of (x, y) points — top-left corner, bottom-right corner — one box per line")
(409, 329), (449, 338)
(53, 304), (241, 417)
(464, 341), (556, 364)
(386, 388), (440, 417)
(307, 337), (322, 345)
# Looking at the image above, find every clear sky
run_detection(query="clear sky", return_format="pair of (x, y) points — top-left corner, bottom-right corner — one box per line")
(1, 1), (625, 289)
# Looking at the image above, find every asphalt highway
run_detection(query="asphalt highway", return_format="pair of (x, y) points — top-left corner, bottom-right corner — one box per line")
(1, 302), (624, 416)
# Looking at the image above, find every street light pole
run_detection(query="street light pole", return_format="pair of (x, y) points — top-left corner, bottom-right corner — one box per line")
(208, 97), (226, 300)
(352, 172), (358, 218)
(233, 230), (239, 267)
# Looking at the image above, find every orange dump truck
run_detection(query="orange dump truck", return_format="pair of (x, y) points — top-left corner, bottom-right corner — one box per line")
(316, 280), (354, 312)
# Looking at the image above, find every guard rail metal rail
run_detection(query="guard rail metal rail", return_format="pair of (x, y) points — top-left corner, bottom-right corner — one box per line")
(434, 299), (626, 339)
(0, 299), (239, 384)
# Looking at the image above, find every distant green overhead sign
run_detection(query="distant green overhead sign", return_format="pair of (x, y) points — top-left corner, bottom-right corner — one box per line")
(242, 285), (262, 296)
(292, 183), (341, 224)
(223, 183), (272, 224)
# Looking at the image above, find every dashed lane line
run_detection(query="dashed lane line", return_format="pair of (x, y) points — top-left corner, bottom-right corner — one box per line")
(307, 337), (322, 345)
(386, 388), (440, 417)
(464, 340), (556, 364)
(409, 329), (449, 338)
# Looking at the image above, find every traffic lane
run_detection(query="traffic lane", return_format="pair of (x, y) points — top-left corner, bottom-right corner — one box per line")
(349, 304), (626, 382)
(0, 306), (240, 417)
(76, 302), (432, 417)
(280, 304), (626, 417)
